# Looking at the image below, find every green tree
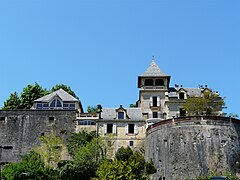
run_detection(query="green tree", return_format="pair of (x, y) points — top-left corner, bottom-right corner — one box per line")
(87, 106), (98, 113)
(115, 146), (133, 161)
(2, 151), (56, 180)
(2, 92), (21, 110)
(34, 132), (65, 169)
(20, 83), (48, 109)
(183, 90), (225, 116)
(93, 147), (156, 180)
(51, 84), (78, 99)
(67, 130), (96, 157)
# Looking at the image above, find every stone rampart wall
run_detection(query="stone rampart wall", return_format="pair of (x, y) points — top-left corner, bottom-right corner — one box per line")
(0, 110), (76, 163)
(145, 116), (240, 179)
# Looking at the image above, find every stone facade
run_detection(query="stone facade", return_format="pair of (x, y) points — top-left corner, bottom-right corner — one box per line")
(0, 110), (76, 163)
(145, 116), (240, 179)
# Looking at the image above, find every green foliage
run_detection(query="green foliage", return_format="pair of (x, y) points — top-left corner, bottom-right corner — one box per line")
(2, 92), (21, 110)
(93, 146), (156, 180)
(51, 84), (78, 99)
(34, 132), (64, 169)
(67, 130), (96, 156)
(87, 106), (98, 113)
(115, 146), (133, 161)
(129, 104), (136, 108)
(183, 90), (225, 116)
(196, 171), (237, 180)
(20, 83), (48, 109)
(73, 139), (100, 179)
(2, 151), (56, 180)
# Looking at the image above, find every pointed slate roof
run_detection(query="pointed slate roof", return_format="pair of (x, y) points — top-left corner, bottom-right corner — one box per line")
(34, 89), (79, 102)
(140, 57), (169, 77)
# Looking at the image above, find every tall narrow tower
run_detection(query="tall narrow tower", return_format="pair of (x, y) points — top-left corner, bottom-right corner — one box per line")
(138, 57), (170, 122)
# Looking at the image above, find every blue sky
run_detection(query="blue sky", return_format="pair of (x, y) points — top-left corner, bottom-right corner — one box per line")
(0, 0), (239, 115)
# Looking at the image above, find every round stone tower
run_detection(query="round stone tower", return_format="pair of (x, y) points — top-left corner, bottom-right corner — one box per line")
(145, 116), (240, 179)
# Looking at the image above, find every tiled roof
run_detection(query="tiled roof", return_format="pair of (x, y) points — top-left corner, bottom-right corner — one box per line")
(168, 87), (204, 98)
(34, 89), (79, 102)
(140, 57), (169, 77)
(101, 108), (144, 120)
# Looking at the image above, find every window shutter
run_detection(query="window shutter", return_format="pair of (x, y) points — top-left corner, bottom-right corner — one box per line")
(157, 96), (160, 106)
(150, 96), (153, 107)
(104, 124), (107, 135)
(113, 123), (117, 134)
(125, 124), (128, 134)
(134, 124), (139, 135)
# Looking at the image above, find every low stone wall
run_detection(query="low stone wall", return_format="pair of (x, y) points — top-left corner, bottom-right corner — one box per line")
(0, 110), (76, 163)
(145, 116), (240, 179)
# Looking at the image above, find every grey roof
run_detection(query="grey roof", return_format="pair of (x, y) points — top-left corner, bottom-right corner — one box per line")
(140, 58), (169, 77)
(168, 87), (203, 97)
(101, 108), (144, 121)
(34, 89), (79, 102)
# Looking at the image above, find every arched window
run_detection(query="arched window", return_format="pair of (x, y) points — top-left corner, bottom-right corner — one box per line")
(50, 99), (62, 108)
(145, 79), (154, 86)
(155, 79), (164, 86)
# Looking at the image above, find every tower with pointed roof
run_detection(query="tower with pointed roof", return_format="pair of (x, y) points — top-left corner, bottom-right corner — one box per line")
(137, 56), (170, 124)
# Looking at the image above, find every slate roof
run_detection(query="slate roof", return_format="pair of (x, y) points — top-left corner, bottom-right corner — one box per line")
(34, 89), (79, 102)
(140, 58), (169, 77)
(168, 87), (204, 98)
(101, 108), (144, 121)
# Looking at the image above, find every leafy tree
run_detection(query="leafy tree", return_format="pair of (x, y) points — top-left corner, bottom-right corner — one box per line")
(87, 106), (98, 113)
(2, 151), (56, 180)
(93, 146), (156, 180)
(20, 83), (48, 109)
(67, 130), (96, 157)
(183, 90), (225, 116)
(2, 92), (21, 110)
(115, 146), (133, 161)
(73, 139), (100, 179)
(51, 84), (78, 99)
(34, 131), (65, 169)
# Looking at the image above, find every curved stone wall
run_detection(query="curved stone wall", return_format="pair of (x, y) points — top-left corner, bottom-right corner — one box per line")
(145, 116), (240, 179)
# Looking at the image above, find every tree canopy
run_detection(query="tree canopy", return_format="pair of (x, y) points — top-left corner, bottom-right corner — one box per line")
(2, 83), (78, 110)
(2, 151), (56, 180)
(183, 90), (225, 116)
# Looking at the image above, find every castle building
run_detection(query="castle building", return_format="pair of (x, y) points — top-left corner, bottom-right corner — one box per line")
(77, 57), (220, 157)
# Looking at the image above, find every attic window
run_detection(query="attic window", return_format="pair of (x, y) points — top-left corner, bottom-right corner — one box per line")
(50, 99), (62, 108)
(118, 112), (124, 119)
(155, 79), (164, 86)
(145, 79), (154, 86)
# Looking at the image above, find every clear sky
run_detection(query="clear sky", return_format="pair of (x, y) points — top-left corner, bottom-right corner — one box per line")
(0, 0), (239, 115)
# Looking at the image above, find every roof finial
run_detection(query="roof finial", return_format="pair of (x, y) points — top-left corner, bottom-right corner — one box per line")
(152, 55), (155, 63)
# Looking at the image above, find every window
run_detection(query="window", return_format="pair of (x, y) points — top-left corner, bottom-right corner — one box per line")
(152, 96), (157, 107)
(107, 124), (113, 134)
(50, 99), (62, 108)
(128, 124), (134, 134)
(79, 120), (96, 125)
(49, 117), (55, 123)
(179, 93), (185, 100)
(180, 108), (186, 117)
(0, 117), (6, 121)
(63, 103), (76, 110)
(36, 103), (42, 109)
(129, 141), (134, 147)
(155, 79), (164, 86)
(118, 112), (124, 119)
(153, 112), (158, 118)
(145, 79), (154, 86)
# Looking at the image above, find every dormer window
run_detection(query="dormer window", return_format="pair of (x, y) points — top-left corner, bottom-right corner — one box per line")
(179, 93), (185, 100)
(118, 112), (124, 119)
(155, 79), (164, 86)
(50, 99), (62, 108)
(145, 79), (154, 86)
